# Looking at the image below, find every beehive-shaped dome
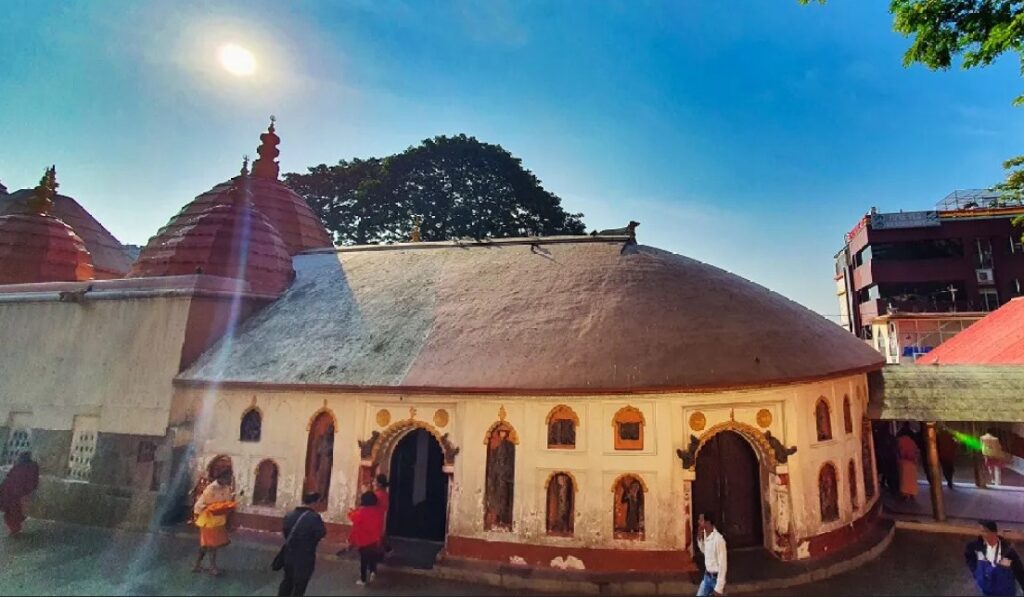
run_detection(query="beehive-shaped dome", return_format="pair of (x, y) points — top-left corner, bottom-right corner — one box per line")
(0, 167), (94, 285)
(156, 120), (331, 255)
(1, 190), (133, 279)
(130, 175), (294, 295)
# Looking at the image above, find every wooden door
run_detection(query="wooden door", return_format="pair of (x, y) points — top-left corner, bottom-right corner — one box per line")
(692, 431), (763, 549)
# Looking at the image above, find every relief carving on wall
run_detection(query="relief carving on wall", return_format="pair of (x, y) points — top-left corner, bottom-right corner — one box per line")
(688, 412), (706, 432)
(440, 432), (460, 465)
(677, 422), (797, 471)
(676, 435), (701, 469)
(358, 430), (381, 459)
(764, 430), (798, 464)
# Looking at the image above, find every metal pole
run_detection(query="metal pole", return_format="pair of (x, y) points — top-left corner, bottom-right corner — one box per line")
(925, 422), (946, 521)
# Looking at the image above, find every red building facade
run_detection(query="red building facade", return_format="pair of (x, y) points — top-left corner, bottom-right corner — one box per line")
(835, 190), (1024, 340)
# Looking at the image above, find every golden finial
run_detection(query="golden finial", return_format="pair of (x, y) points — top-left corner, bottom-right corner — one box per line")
(27, 165), (57, 215)
(410, 215), (422, 242)
(498, 405), (507, 421)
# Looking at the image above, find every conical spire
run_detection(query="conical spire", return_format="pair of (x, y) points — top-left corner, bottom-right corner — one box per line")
(27, 166), (57, 215)
(251, 116), (281, 179)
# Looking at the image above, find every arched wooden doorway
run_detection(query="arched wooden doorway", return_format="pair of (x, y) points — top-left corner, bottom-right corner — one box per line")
(386, 428), (449, 542)
(692, 430), (764, 549)
(304, 411), (336, 512)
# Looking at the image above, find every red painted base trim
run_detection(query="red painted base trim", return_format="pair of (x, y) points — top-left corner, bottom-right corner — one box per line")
(806, 500), (881, 558)
(445, 535), (697, 573)
(232, 511), (352, 544)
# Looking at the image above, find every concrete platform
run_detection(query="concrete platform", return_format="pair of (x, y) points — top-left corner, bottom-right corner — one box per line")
(410, 518), (895, 595)
(175, 516), (895, 595)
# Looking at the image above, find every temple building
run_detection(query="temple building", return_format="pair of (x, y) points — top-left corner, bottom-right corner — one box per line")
(0, 122), (886, 575)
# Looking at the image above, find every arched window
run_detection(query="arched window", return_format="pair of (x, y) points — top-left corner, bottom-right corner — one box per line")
(613, 474), (646, 539)
(547, 405), (579, 449)
(546, 472), (575, 535)
(843, 395), (854, 435)
(484, 422), (517, 531)
(848, 459), (858, 511)
(252, 459), (279, 506)
(819, 463), (839, 523)
(861, 417), (876, 500)
(240, 408), (262, 443)
(815, 398), (833, 442)
(613, 406), (645, 451)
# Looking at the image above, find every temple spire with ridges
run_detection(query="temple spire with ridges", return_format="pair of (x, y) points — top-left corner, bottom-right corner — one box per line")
(251, 116), (280, 179)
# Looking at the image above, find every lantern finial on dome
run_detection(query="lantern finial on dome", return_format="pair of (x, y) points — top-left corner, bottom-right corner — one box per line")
(251, 115), (281, 180)
(27, 166), (57, 215)
(240, 155), (250, 176)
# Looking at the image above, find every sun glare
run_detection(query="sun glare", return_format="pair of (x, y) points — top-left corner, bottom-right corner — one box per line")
(218, 43), (256, 77)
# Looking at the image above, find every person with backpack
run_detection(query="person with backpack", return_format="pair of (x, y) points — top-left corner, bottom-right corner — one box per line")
(965, 520), (1024, 596)
(277, 492), (327, 596)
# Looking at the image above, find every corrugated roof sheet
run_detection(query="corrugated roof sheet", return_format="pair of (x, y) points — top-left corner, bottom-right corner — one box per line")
(868, 365), (1024, 422)
(180, 238), (883, 392)
(917, 298), (1024, 365)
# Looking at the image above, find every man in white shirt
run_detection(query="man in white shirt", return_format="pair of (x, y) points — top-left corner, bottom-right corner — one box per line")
(696, 512), (727, 596)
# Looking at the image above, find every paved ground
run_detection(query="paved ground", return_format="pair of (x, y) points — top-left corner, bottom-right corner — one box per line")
(760, 530), (984, 596)
(884, 481), (1024, 533)
(0, 520), (1003, 596)
(0, 520), (516, 596)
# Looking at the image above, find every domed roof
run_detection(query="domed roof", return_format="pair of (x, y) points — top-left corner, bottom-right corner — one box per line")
(0, 190), (132, 279)
(156, 121), (332, 255)
(181, 237), (885, 392)
(130, 177), (294, 295)
(0, 168), (94, 285)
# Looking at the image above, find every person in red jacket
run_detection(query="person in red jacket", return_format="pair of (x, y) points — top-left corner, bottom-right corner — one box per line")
(347, 492), (384, 586)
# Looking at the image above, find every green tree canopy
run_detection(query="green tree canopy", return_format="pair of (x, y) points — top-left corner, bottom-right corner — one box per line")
(285, 134), (585, 245)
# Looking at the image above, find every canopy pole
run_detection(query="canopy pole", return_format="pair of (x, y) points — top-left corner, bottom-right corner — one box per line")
(925, 422), (946, 522)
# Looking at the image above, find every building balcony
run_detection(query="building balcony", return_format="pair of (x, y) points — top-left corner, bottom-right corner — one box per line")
(852, 258), (969, 290)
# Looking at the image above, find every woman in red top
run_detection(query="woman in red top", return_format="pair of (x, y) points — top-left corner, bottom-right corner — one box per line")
(348, 492), (384, 586)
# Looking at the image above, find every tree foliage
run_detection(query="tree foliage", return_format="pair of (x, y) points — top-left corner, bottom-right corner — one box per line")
(285, 135), (585, 245)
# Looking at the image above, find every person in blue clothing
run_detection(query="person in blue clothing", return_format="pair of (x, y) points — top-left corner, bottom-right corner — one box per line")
(965, 520), (1024, 597)
(278, 492), (327, 597)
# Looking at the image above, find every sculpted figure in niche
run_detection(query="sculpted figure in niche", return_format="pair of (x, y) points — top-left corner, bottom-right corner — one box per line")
(614, 476), (644, 538)
(815, 399), (833, 442)
(485, 426), (515, 530)
(819, 464), (839, 523)
(240, 409), (261, 442)
(546, 473), (574, 535)
(314, 426), (335, 499)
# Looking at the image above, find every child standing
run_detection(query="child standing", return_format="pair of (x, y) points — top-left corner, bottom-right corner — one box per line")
(348, 491), (384, 586)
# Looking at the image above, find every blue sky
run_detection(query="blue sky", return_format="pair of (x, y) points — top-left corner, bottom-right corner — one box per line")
(1, 0), (1021, 318)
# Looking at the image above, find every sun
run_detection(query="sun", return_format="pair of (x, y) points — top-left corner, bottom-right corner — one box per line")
(218, 43), (256, 77)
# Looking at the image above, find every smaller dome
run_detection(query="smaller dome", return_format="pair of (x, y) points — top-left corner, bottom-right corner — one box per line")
(153, 121), (333, 255)
(130, 177), (294, 295)
(0, 167), (94, 285)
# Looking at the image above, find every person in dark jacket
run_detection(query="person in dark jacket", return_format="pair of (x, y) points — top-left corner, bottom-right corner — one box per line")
(278, 492), (327, 597)
(965, 520), (1024, 596)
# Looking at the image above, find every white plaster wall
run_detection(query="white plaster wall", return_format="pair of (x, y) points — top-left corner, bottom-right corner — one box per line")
(0, 297), (193, 436)
(184, 371), (877, 552)
(784, 374), (877, 544)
